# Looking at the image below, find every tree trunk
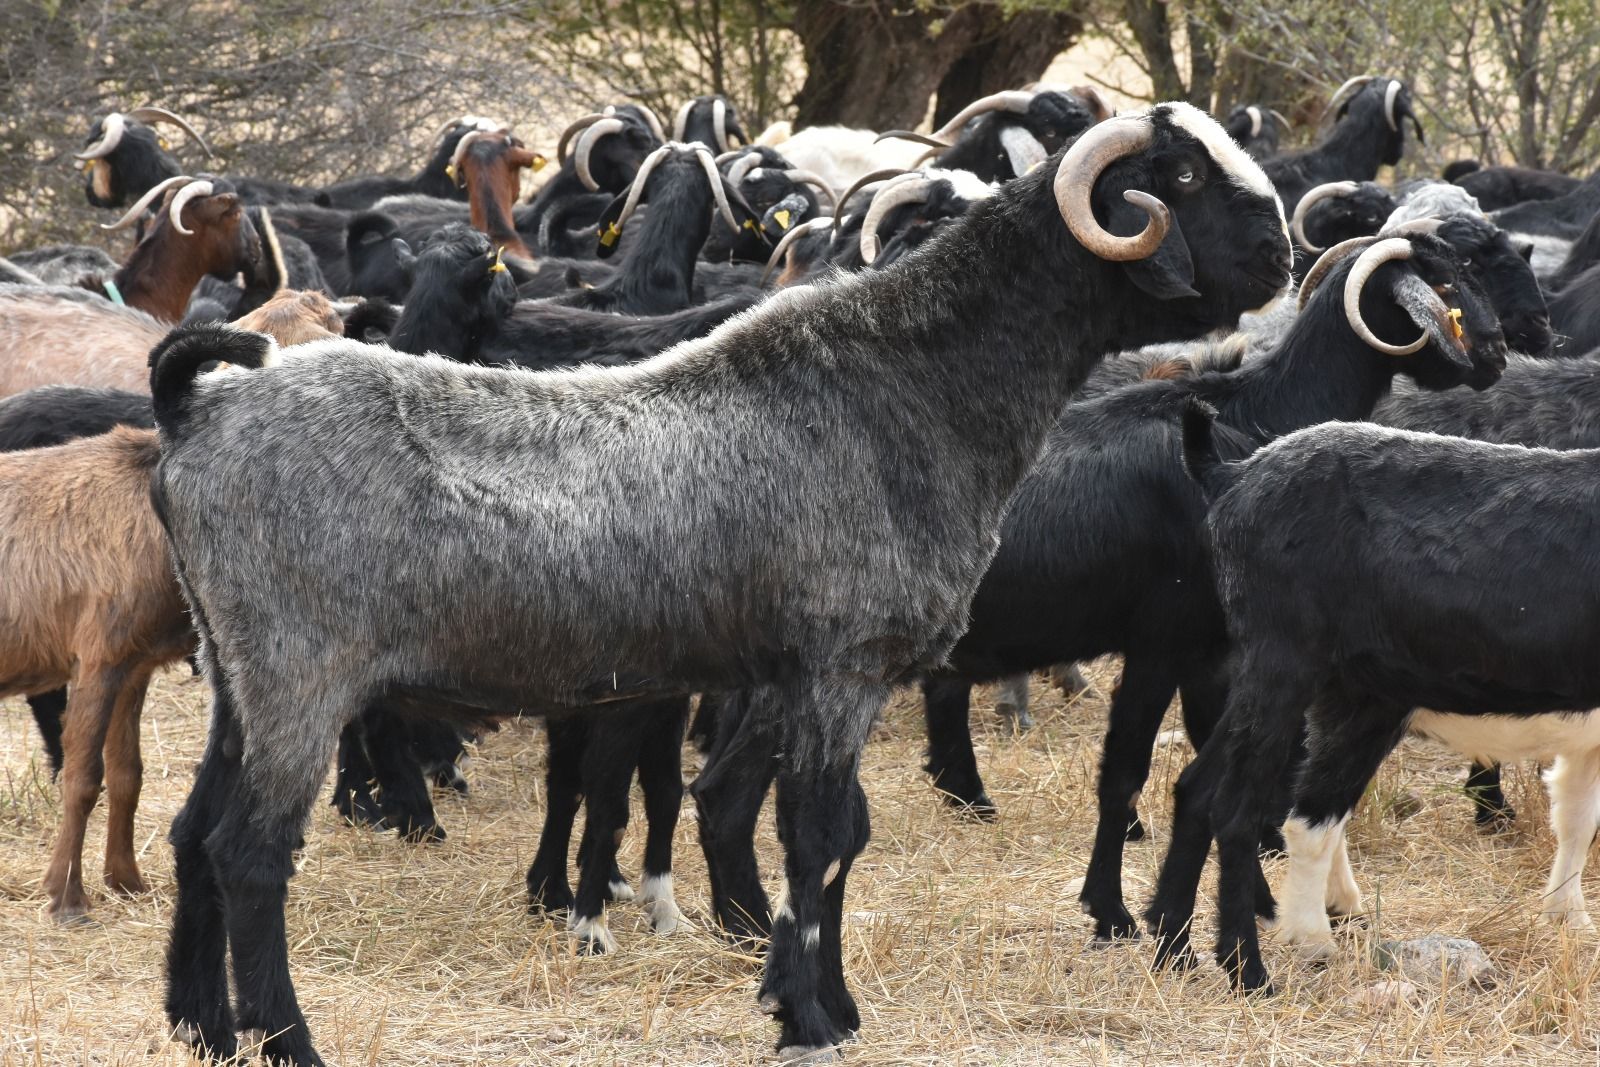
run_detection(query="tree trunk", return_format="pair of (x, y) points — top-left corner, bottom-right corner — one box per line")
(792, 0), (1056, 131)
(930, 7), (1086, 129)
(1121, 0), (1186, 102)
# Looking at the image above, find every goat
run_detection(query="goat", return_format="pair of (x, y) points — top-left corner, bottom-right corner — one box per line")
(705, 147), (836, 263)
(769, 125), (933, 195)
(523, 105), (665, 254)
(1223, 104), (1288, 160)
(1492, 172), (1600, 240)
(0, 287), (169, 399)
(387, 224), (759, 367)
(77, 106), (211, 209)
(877, 87), (1103, 183)
(1455, 164), (1583, 211)
(148, 104), (1291, 1065)
(1153, 409), (1600, 995)
(1288, 180), (1397, 262)
(673, 94), (748, 153)
(1262, 76), (1422, 217)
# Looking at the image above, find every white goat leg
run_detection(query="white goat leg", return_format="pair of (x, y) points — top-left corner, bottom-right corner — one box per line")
(1541, 750), (1600, 929)
(1277, 814), (1348, 958)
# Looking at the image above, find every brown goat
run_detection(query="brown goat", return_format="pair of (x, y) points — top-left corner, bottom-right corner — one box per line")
(458, 132), (541, 259)
(0, 426), (193, 920)
(87, 178), (261, 323)
(0, 287), (337, 401)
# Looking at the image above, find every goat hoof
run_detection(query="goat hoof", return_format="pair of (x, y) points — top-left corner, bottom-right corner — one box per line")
(1475, 808), (1516, 834)
(172, 1021), (237, 1060)
(647, 899), (684, 935)
(569, 916), (616, 955)
(758, 993), (783, 1015)
(398, 821), (446, 844)
(606, 878), (635, 903)
(527, 883), (573, 915)
(50, 907), (98, 928)
(106, 871), (149, 897)
(942, 792), (997, 821)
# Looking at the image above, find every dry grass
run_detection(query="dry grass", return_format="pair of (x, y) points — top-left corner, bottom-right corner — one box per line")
(4, 661), (1600, 1066)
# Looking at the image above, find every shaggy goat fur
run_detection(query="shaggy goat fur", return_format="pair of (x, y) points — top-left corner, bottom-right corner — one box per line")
(148, 104), (1290, 1064)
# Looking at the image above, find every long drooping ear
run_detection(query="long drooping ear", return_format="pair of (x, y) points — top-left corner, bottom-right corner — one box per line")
(1106, 193), (1197, 300)
(593, 191), (630, 259)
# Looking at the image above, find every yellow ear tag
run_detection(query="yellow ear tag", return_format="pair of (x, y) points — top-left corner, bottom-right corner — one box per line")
(773, 209), (792, 231)
(489, 248), (508, 274)
(1448, 307), (1463, 340)
(81, 160), (95, 174)
(532, 154), (548, 172)
(599, 222), (621, 248)
(445, 163), (458, 184)
(743, 218), (757, 231)
(159, 138), (170, 150)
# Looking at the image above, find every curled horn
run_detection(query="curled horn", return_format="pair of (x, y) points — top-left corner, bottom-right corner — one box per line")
(692, 146), (743, 233)
(635, 103), (667, 143)
(783, 169), (836, 211)
(761, 215), (834, 286)
(127, 106), (213, 157)
(714, 148), (746, 165)
(168, 179), (216, 236)
(713, 98), (730, 153)
(612, 145), (674, 232)
(1297, 236), (1379, 311)
(1269, 109), (1290, 129)
(1289, 180), (1359, 252)
(834, 168), (913, 230)
(860, 174), (935, 264)
(1382, 80), (1401, 132)
(929, 89), (1037, 142)
(875, 129), (952, 150)
(99, 174), (195, 231)
(726, 152), (763, 188)
(1073, 85), (1113, 123)
(1246, 106), (1263, 139)
(1344, 238), (1428, 354)
(574, 117), (626, 191)
(672, 100), (693, 143)
(75, 112), (127, 160)
(1326, 75), (1376, 119)
(1053, 116), (1168, 262)
(557, 111), (612, 164)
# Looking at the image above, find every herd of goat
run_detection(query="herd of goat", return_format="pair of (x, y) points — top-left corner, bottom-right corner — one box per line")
(3, 70), (1600, 1063)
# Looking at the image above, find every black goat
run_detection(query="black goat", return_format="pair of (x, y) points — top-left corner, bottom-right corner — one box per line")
(1492, 171), (1600, 239)
(1153, 411), (1600, 994)
(1455, 164), (1583, 211)
(523, 104), (665, 254)
(878, 88), (1103, 183)
(149, 104), (1289, 1065)
(388, 224), (759, 367)
(1222, 104), (1288, 160)
(1263, 76), (1421, 216)
(1548, 264), (1600, 353)
(77, 107), (211, 209)
(672, 94), (748, 153)
(1288, 180), (1397, 262)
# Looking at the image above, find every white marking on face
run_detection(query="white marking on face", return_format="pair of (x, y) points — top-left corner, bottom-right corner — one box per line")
(1160, 102), (1275, 201)
(1276, 814), (1347, 958)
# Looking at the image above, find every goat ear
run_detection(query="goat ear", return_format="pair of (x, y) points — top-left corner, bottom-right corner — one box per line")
(594, 193), (628, 259)
(1517, 242), (1535, 263)
(393, 239), (416, 274)
(1110, 197), (1199, 300)
(1392, 272), (1475, 371)
(201, 193), (242, 221)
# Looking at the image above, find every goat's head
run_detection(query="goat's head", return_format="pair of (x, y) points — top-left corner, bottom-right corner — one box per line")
(591, 143), (759, 260)
(859, 168), (994, 265)
(1419, 214), (1552, 358)
(396, 224), (517, 338)
(713, 146), (836, 260)
(672, 95), (748, 154)
(555, 104), (666, 193)
(1299, 231), (1507, 391)
(346, 212), (415, 304)
(1327, 76), (1423, 166)
(78, 106), (209, 209)
(102, 175), (260, 280)
(1222, 104), (1288, 161)
(1049, 101), (1290, 332)
(451, 130), (543, 256)
(231, 289), (344, 347)
(1290, 180), (1398, 253)
(424, 115), (514, 197)
(879, 86), (1103, 181)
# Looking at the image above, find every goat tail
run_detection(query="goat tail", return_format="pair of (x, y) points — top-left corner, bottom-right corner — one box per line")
(1180, 396), (1237, 502)
(148, 323), (275, 436)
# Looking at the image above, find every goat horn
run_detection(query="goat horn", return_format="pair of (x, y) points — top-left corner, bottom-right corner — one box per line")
(876, 130), (951, 150)
(99, 174), (194, 230)
(557, 113), (607, 164)
(1270, 109), (1290, 129)
(613, 144), (674, 232)
(128, 106), (213, 157)
(930, 89), (1037, 142)
(834, 168), (913, 231)
(1246, 106), (1263, 139)
(168, 179), (216, 236)
(1054, 116), (1168, 261)
(783, 169), (836, 211)
(1385, 217), (1444, 238)
(635, 103), (667, 143)
(1383, 80), (1402, 132)
(693, 146), (742, 234)
(713, 98), (730, 154)
(574, 117), (626, 191)
(1290, 180), (1359, 253)
(449, 130), (496, 185)
(1297, 236), (1379, 311)
(761, 215), (833, 286)
(714, 148), (748, 165)
(1326, 75), (1376, 119)
(672, 100), (693, 143)
(1073, 85), (1113, 123)
(861, 174), (934, 265)
(75, 112), (126, 160)
(1344, 237), (1428, 354)
(726, 152), (763, 188)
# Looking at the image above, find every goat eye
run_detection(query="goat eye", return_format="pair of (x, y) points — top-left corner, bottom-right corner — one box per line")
(1178, 171), (1195, 184)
